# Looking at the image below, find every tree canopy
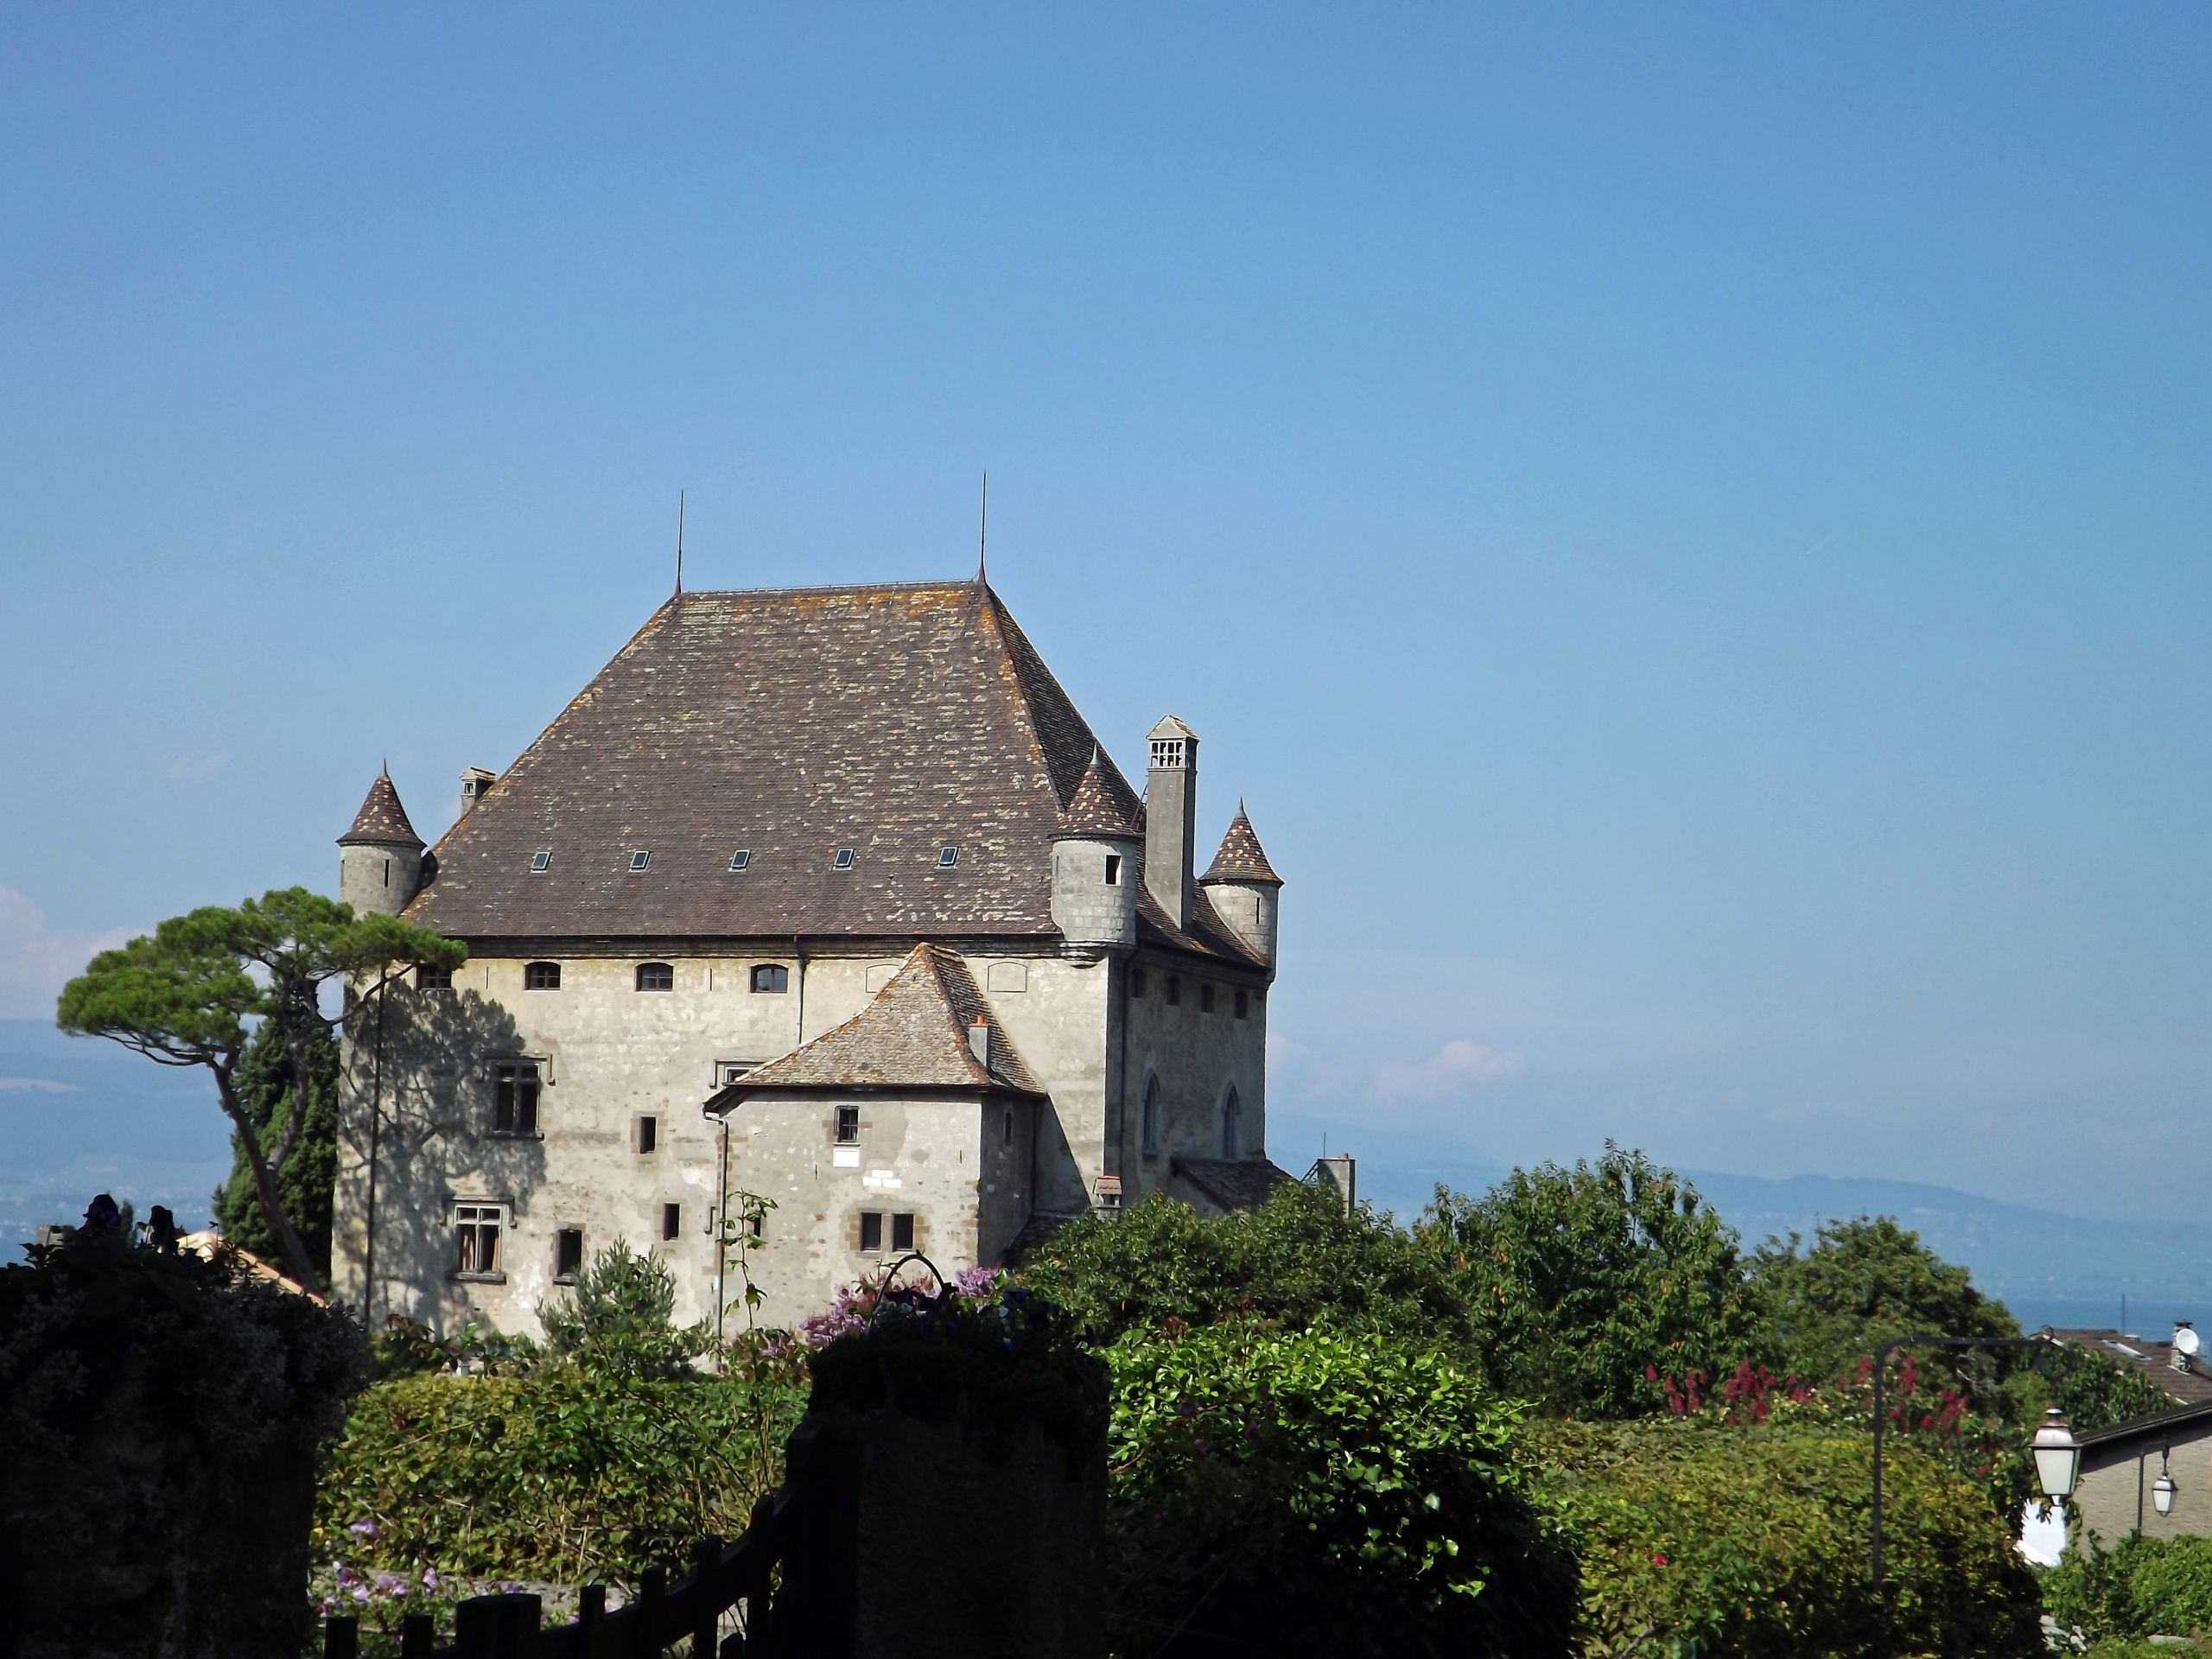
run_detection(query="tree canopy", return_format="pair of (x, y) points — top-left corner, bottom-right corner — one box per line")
(57, 887), (462, 1287)
(213, 1010), (340, 1281)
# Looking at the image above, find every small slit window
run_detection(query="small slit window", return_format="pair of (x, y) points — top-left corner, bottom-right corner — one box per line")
(1166, 976), (1181, 1007)
(938, 845), (959, 868)
(750, 963), (789, 995)
(836, 1105), (861, 1145)
(635, 961), (674, 992)
(554, 1227), (584, 1284)
(524, 961), (561, 991)
(1128, 967), (1147, 999)
(728, 849), (751, 873)
(627, 849), (651, 874)
(831, 848), (855, 871)
(859, 1211), (884, 1253)
(1104, 854), (1122, 886)
(1235, 988), (1249, 1020)
(1003, 1109), (1014, 1147)
(530, 850), (551, 874)
(637, 1115), (659, 1155)
(1141, 1077), (1160, 1154)
(891, 1212), (915, 1253)
(1200, 984), (1216, 1014)
(662, 1202), (682, 1243)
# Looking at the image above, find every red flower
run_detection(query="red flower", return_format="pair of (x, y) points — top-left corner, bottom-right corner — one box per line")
(1651, 1552), (1669, 1566)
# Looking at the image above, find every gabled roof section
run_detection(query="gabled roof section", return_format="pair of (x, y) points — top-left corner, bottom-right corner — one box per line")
(1055, 748), (1144, 842)
(709, 944), (1041, 1098)
(338, 773), (423, 849)
(405, 581), (1143, 942)
(1148, 714), (1198, 742)
(1171, 1156), (1296, 1211)
(1200, 804), (1282, 887)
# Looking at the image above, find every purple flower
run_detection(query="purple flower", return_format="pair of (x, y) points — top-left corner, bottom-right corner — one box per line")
(375, 1573), (408, 1598)
(421, 1568), (441, 1591)
(352, 1586), (371, 1605)
(349, 1518), (381, 1541)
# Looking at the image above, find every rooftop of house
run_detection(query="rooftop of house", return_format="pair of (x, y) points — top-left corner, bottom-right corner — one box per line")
(378, 579), (1266, 963)
(2050, 1326), (2212, 1408)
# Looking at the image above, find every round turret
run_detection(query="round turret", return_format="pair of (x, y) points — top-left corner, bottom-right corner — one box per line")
(337, 771), (426, 917)
(1051, 749), (1142, 955)
(1198, 804), (1282, 977)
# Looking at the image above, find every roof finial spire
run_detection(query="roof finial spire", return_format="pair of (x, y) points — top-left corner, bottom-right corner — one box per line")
(381, 757), (390, 779)
(674, 489), (686, 598)
(976, 470), (988, 585)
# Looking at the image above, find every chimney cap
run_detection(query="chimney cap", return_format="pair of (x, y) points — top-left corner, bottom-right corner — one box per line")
(1147, 714), (1198, 743)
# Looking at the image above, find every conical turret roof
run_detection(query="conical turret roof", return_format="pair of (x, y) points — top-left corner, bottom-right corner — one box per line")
(338, 772), (423, 849)
(1200, 804), (1281, 887)
(1053, 748), (1144, 842)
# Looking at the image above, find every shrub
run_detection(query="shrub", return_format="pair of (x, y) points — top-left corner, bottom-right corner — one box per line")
(537, 1239), (708, 1381)
(2044, 1533), (2212, 1643)
(1103, 1320), (1574, 1658)
(316, 1363), (805, 1586)
(1529, 1413), (2044, 1658)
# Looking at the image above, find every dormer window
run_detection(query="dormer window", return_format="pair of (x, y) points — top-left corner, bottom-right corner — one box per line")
(832, 848), (855, 871)
(938, 845), (959, 868)
(628, 850), (651, 874)
(728, 849), (751, 873)
(530, 850), (551, 874)
(1150, 738), (1186, 770)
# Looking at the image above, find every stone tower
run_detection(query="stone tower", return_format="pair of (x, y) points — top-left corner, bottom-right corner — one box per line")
(1199, 804), (1283, 978)
(1143, 715), (1198, 931)
(337, 772), (425, 917)
(1050, 749), (1143, 956)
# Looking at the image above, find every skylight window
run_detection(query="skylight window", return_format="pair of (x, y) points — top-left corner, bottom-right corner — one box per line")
(628, 849), (651, 874)
(832, 848), (855, 872)
(530, 850), (551, 874)
(728, 849), (751, 873)
(938, 845), (960, 868)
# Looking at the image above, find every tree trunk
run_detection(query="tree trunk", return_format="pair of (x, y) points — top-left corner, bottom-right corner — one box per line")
(214, 1067), (320, 1290)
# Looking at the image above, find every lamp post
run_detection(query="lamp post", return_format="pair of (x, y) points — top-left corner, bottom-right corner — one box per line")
(2139, 1442), (2177, 1533)
(1871, 1332), (2076, 1650)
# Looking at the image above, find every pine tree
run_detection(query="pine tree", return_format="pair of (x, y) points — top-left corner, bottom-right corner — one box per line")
(213, 1008), (340, 1283)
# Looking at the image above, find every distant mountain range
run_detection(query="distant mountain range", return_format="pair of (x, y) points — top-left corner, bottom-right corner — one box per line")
(1272, 1111), (2212, 1327)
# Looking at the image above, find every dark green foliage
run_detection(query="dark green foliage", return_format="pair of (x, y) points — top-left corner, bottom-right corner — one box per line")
(0, 1225), (365, 1656)
(1104, 1320), (1574, 1658)
(213, 1009), (339, 1281)
(1416, 1143), (1757, 1417)
(2036, 1339), (2183, 1434)
(1019, 1179), (1479, 1356)
(537, 1239), (709, 1381)
(1530, 1412), (2044, 1658)
(316, 1368), (806, 1586)
(2044, 1534), (2212, 1643)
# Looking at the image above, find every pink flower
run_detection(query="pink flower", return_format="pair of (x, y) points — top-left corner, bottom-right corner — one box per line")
(1651, 1553), (1668, 1566)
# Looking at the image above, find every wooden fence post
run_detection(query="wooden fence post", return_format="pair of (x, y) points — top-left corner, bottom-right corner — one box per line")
(325, 1614), (359, 1659)
(579, 1582), (607, 1658)
(692, 1537), (723, 1657)
(400, 1611), (435, 1657)
(632, 1567), (666, 1658)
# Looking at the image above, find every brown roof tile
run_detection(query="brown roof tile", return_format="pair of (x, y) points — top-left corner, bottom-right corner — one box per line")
(338, 773), (424, 849)
(1055, 749), (1144, 841)
(405, 581), (1152, 943)
(1200, 805), (1282, 887)
(2050, 1328), (2212, 1408)
(710, 944), (1041, 1096)
(1170, 1156), (1296, 1211)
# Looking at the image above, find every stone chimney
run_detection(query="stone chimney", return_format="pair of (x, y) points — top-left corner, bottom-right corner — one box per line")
(459, 766), (498, 816)
(1143, 716), (1198, 931)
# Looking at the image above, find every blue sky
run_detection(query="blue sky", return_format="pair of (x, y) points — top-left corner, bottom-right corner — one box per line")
(2, 6), (2207, 1223)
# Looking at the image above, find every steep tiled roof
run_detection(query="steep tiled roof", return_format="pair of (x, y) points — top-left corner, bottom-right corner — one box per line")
(709, 944), (1041, 1097)
(1171, 1157), (1296, 1211)
(2050, 1329), (2212, 1408)
(338, 773), (424, 849)
(1200, 805), (1281, 887)
(1136, 885), (1268, 968)
(1055, 749), (1144, 841)
(405, 581), (1149, 943)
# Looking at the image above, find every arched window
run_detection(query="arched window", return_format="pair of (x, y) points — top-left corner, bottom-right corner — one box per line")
(635, 962), (674, 992)
(1141, 1076), (1160, 1154)
(524, 961), (561, 991)
(1221, 1086), (1243, 1160)
(750, 963), (790, 995)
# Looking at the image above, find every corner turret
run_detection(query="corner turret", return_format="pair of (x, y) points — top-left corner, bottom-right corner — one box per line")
(337, 771), (426, 917)
(1051, 748), (1142, 955)
(1198, 803), (1282, 976)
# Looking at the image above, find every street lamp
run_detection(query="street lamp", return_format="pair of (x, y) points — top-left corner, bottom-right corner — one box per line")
(2031, 1407), (2084, 1503)
(2136, 1440), (2177, 1535)
(2155, 1468), (2178, 1516)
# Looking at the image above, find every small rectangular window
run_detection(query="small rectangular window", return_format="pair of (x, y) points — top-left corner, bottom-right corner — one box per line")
(1200, 984), (1216, 1014)
(417, 963), (453, 991)
(728, 848), (751, 872)
(938, 845), (959, 868)
(628, 849), (651, 874)
(750, 963), (790, 995)
(1235, 988), (1249, 1019)
(635, 961), (674, 992)
(1104, 854), (1122, 886)
(637, 1116), (658, 1155)
(836, 1105), (860, 1144)
(492, 1062), (541, 1135)
(859, 1211), (883, 1253)
(832, 848), (856, 871)
(1166, 976), (1181, 1007)
(662, 1202), (682, 1243)
(555, 1227), (584, 1283)
(530, 850), (551, 874)
(1128, 966), (1147, 999)
(1003, 1109), (1014, 1147)
(454, 1204), (504, 1277)
(891, 1212), (915, 1253)
(524, 960), (561, 991)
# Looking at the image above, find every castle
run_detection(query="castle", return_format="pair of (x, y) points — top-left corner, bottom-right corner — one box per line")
(330, 576), (1287, 1336)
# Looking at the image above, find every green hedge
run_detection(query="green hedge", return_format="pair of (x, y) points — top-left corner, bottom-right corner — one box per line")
(1529, 1415), (2043, 1658)
(2044, 1534), (2212, 1643)
(316, 1367), (804, 1586)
